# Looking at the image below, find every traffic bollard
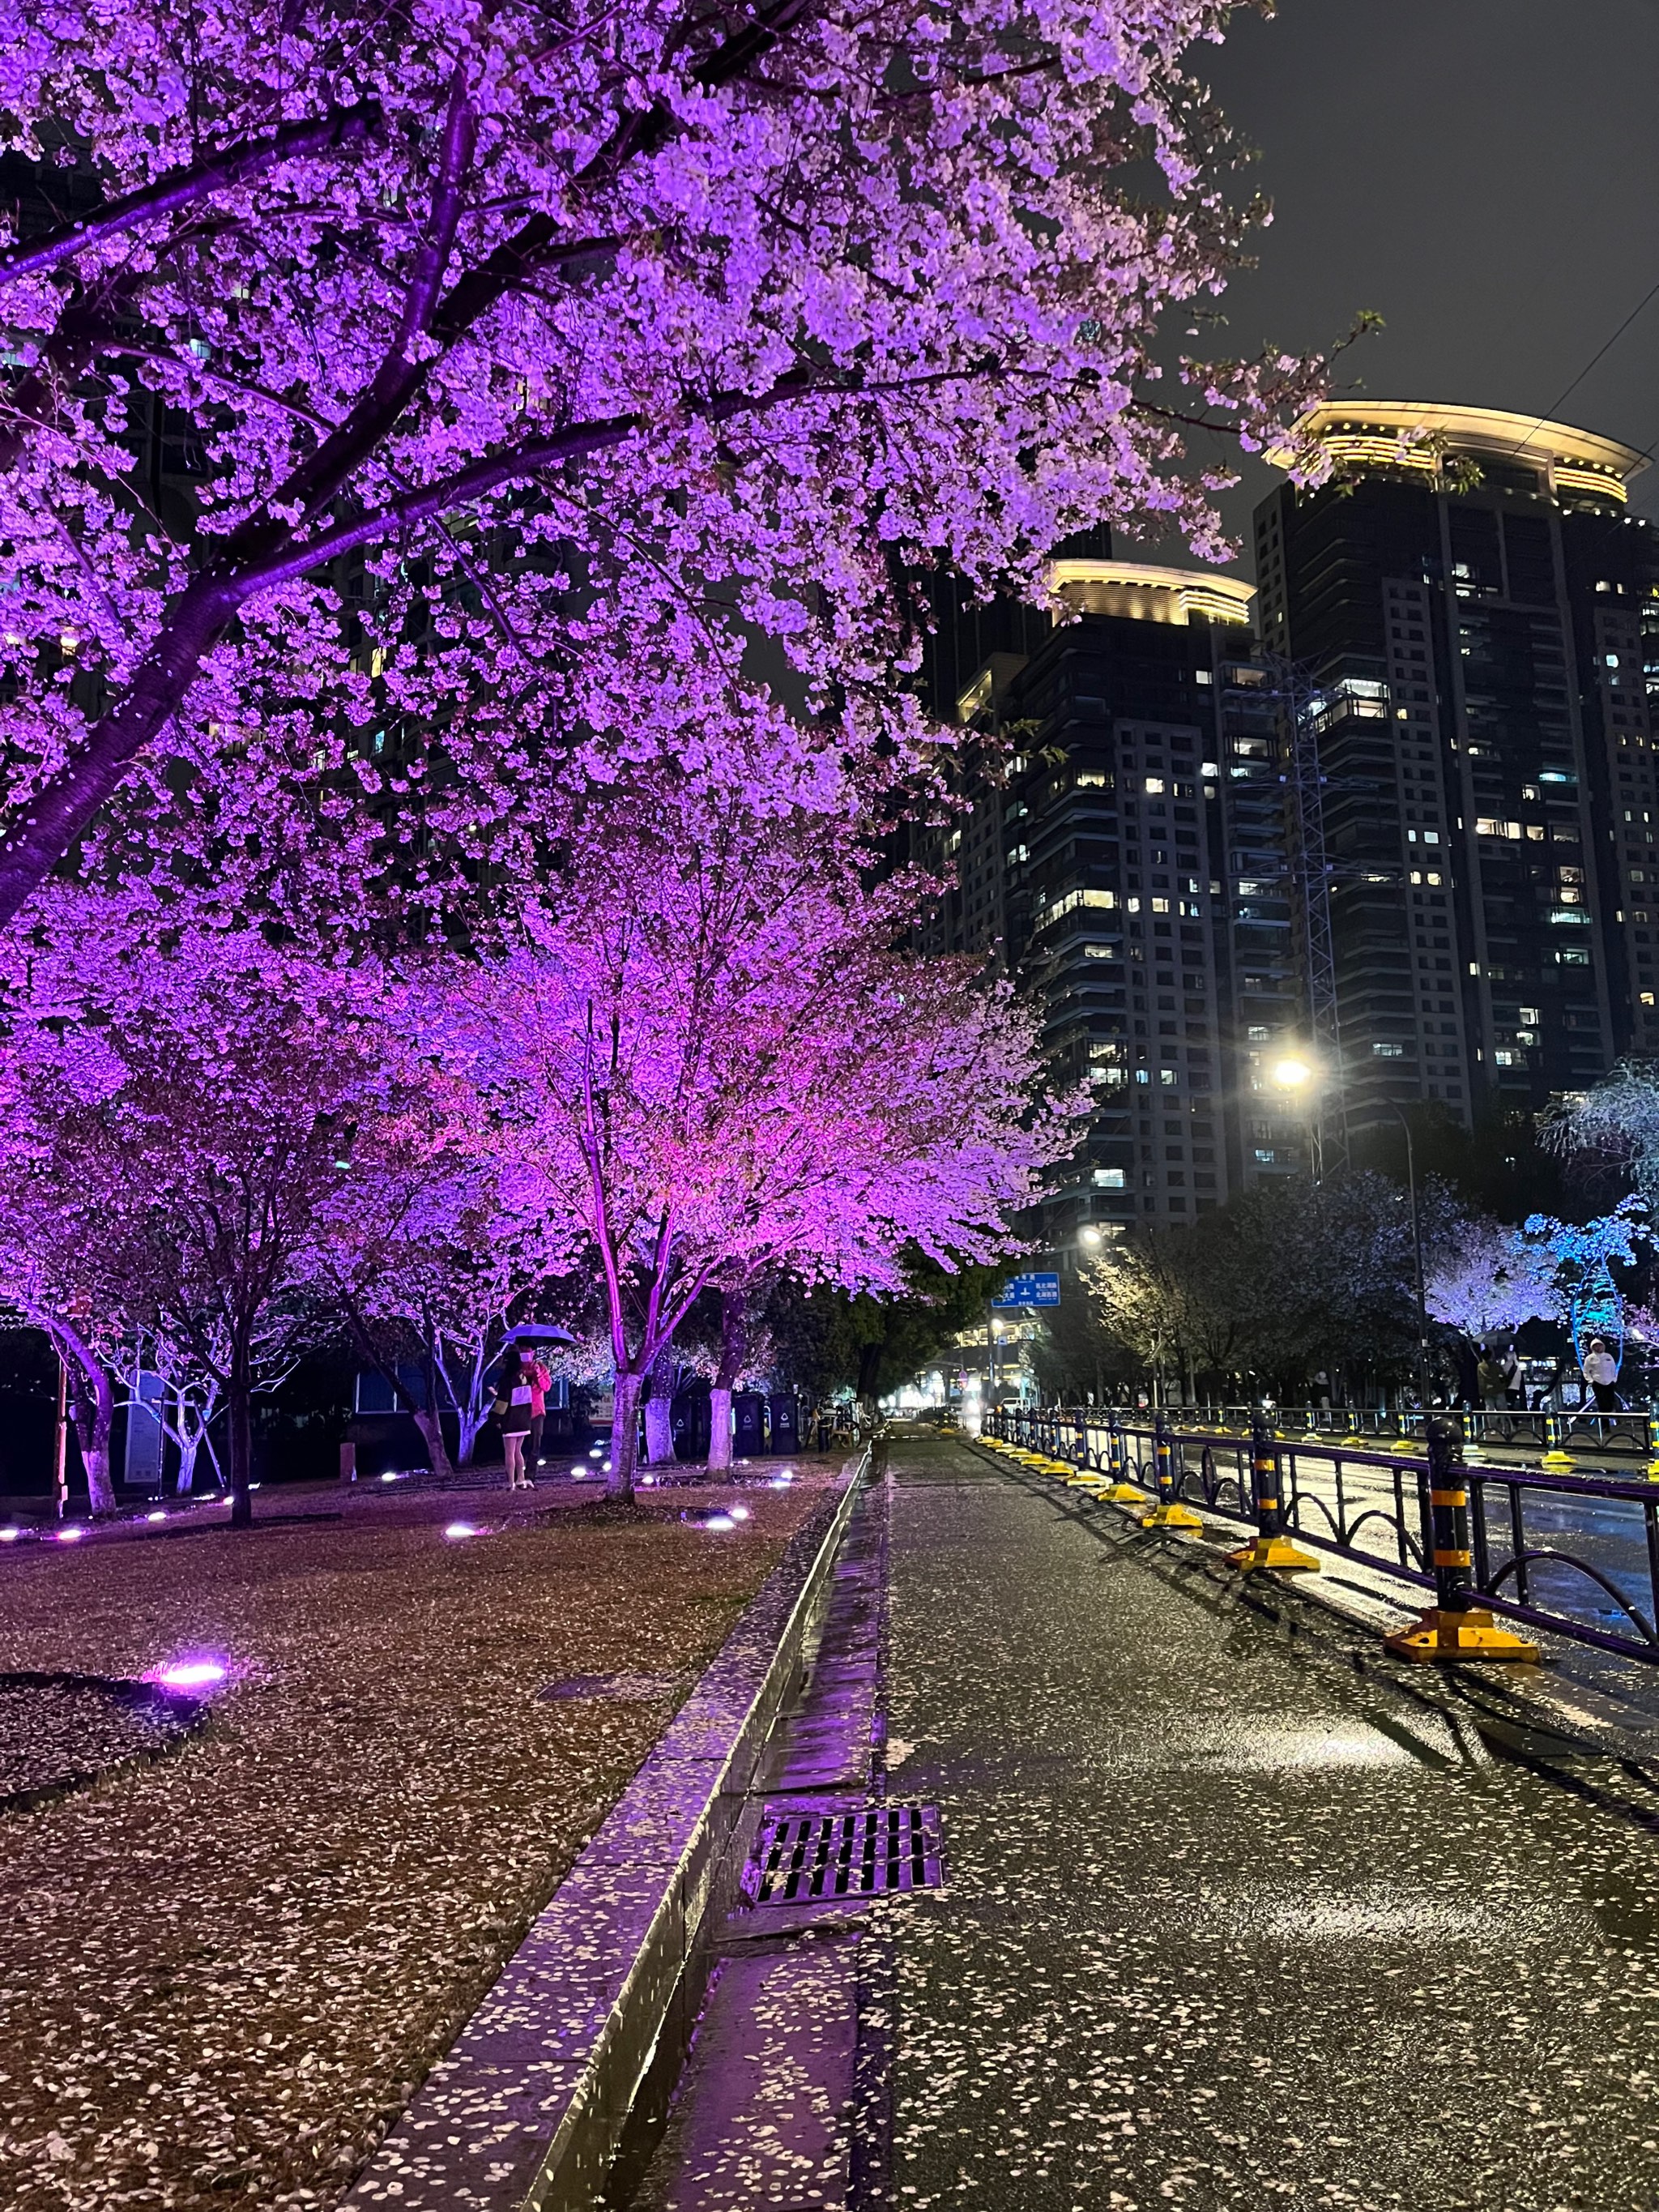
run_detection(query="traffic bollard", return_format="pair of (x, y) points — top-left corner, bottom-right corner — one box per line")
(1383, 1418), (1539, 1661)
(1225, 1414), (1320, 1572)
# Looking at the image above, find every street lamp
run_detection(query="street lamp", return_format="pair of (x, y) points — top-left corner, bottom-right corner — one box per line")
(1269, 1053), (1432, 1408)
(1078, 1224), (1103, 1249)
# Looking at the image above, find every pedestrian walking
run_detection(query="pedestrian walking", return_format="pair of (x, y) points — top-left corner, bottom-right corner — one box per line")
(1478, 1345), (1518, 1441)
(493, 1349), (535, 1488)
(1581, 1337), (1623, 1413)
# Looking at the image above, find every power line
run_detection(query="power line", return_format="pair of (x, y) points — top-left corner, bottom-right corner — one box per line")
(1512, 274), (1659, 455)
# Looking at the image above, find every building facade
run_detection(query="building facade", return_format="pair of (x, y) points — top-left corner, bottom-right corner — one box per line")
(931, 560), (1307, 1251)
(1254, 401), (1659, 1139)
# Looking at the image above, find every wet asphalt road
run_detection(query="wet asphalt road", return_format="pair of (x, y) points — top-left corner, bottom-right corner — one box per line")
(880, 1432), (1659, 2212)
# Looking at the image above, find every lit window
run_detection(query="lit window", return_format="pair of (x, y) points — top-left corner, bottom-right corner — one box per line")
(1247, 1025), (1270, 1043)
(1372, 1042), (1405, 1057)
(1144, 776), (1165, 794)
(1159, 1069), (1178, 1086)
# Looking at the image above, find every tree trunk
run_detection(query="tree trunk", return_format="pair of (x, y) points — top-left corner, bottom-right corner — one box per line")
(416, 1349), (458, 1480)
(228, 1340), (254, 1530)
(458, 1400), (487, 1467)
(57, 1323), (116, 1515)
(642, 1392), (673, 1465)
(706, 1289), (747, 1473)
(412, 1407), (458, 1482)
(707, 1385), (733, 1471)
(610, 1369), (643, 1500)
(642, 1342), (676, 1464)
(176, 1430), (199, 1495)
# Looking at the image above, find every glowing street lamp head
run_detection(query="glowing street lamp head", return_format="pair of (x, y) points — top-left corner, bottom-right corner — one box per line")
(1272, 1056), (1316, 1091)
(1079, 1225), (1103, 1248)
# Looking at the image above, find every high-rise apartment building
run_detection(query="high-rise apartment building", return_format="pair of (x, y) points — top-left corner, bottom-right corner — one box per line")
(1254, 402), (1659, 1135)
(931, 559), (1307, 1245)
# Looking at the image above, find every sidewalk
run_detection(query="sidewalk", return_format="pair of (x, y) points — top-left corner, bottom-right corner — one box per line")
(876, 1431), (1659, 2210)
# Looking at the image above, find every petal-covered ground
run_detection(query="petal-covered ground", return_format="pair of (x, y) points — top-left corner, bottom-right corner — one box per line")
(0, 1471), (836, 2210)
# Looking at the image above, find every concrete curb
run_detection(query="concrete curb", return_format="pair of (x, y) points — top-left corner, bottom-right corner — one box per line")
(345, 1453), (872, 2212)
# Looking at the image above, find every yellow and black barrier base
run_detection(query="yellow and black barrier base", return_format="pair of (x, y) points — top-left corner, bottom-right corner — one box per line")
(1382, 1604), (1540, 1663)
(1225, 1532), (1320, 1573)
(1138, 1499), (1204, 1531)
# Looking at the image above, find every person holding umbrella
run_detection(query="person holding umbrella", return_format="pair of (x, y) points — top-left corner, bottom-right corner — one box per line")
(493, 1348), (535, 1488)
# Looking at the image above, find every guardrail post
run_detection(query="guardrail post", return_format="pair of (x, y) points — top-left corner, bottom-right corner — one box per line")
(1100, 1413), (1145, 1501)
(1139, 1411), (1203, 1531)
(1225, 1414), (1320, 1573)
(1383, 1418), (1539, 1663)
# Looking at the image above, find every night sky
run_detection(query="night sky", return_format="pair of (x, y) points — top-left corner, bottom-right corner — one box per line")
(1175, 0), (1659, 574)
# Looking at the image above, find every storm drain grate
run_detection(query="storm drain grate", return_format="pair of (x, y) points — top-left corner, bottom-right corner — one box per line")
(744, 1804), (944, 1904)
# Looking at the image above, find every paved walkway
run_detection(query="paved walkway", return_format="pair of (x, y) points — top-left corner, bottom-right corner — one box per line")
(630, 1431), (1659, 2211)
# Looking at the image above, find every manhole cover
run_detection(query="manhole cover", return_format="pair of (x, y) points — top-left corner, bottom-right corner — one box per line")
(744, 1804), (945, 1904)
(537, 1672), (682, 1702)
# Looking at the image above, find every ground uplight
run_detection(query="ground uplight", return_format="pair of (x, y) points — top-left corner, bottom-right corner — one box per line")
(146, 1510), (167, 1523)
(56, 1526), (84, 1544)
(150, 1657), (228, 1691)
(729, 1505), (751, 1521)
(444, 1522), (480, 1540)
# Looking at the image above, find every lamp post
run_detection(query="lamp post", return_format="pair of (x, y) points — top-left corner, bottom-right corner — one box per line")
(1270, 1056), (1431, 1411)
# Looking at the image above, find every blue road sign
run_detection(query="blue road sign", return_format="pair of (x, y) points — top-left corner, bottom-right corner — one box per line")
(992, 1273), (1061, 1309)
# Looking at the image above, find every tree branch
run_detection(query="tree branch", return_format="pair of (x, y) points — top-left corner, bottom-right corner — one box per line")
(0, 354), (980, 927)
(0, 103), (386, 287)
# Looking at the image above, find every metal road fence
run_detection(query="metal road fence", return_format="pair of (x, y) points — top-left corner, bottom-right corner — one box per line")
(987, 1405), (1659, 1668)
(1172, 1404), (1656, 1460)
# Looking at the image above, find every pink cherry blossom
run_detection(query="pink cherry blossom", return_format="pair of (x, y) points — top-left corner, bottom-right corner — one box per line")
(0, 0), (1333, 934)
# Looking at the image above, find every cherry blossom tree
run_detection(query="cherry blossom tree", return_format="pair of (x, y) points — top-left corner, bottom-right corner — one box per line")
(0, 1202), (122, 1512)
(430, 796), (1076, 1497)
(113, 1318), (298, 1495)
(0, 0), (1334, 934)
(1425, 1216), (1555, 1344)
(0, 898), (454, 1524)
(322, 1158), (568, 1479)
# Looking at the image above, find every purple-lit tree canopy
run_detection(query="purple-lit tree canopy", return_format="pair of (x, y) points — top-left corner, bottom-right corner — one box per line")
(0, 0), (1338, 1500)
(0, 0), (1330, 933)
(0, 901), (459, 1521)
(429, 792), (1078, 1493)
